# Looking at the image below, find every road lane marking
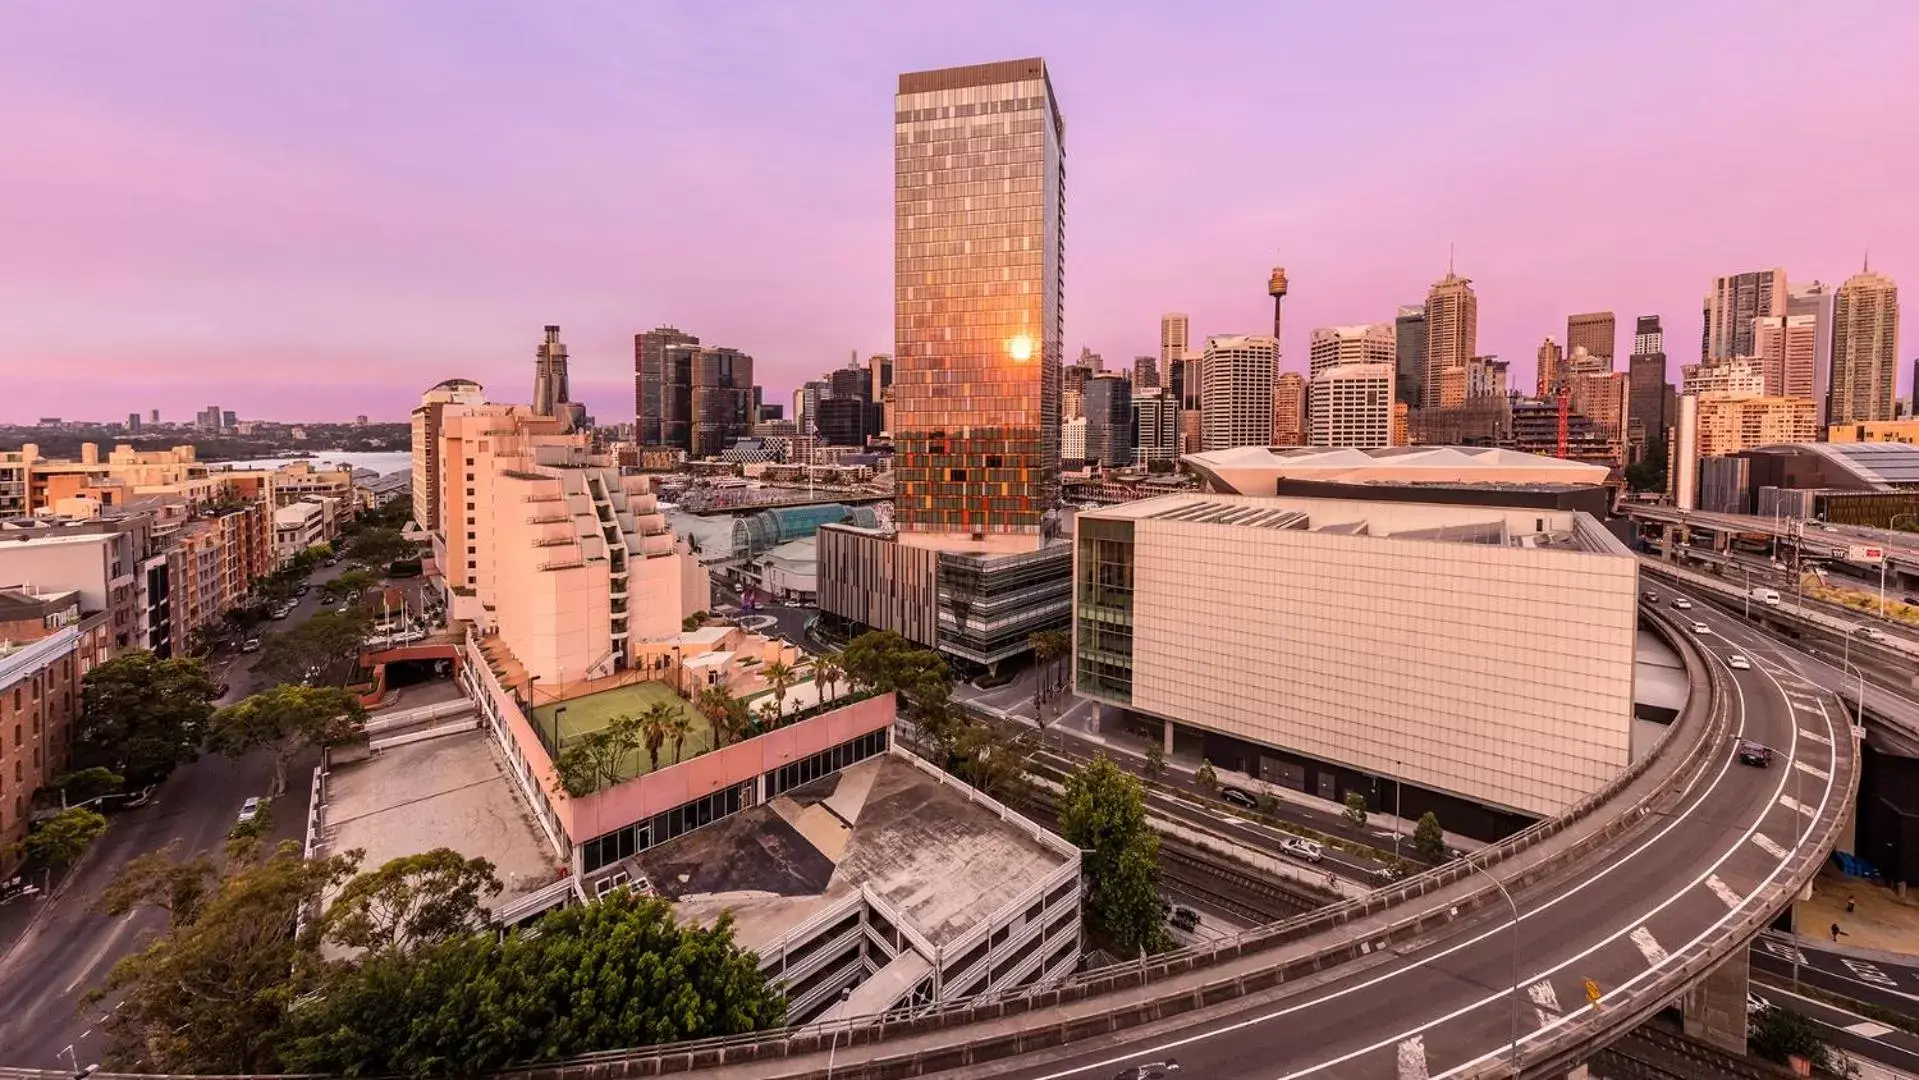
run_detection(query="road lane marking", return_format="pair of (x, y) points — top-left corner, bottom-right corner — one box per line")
(1800, 728), (1831, 745)
(1780, 796), (1816, 817)
(1752, 833), (1790, 859)
(1526, 980), (1561, 1028)
(1794, 760), (1830, 780)
(1707, 875), (1742, 910)
(1846, 1020), (1895, 1038)
(1842, 959), (1898, 988)
(1631, 926), (1668, 965)
(1396, 1036), (1429, 1080)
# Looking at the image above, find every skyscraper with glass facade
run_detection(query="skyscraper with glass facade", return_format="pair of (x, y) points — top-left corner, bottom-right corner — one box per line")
(893, 58), (1064, 546)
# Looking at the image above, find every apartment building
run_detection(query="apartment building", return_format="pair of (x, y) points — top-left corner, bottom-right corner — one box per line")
(1682, 358), (1767, 397)
(1272, 372), (1306, 447)
(0, 453), (25, 517)
(1696, 396), (1818, 458)
(1307, 324), (1395, 380)
(412, 379), (489, 535)
(1754, 314), (1817, 400)
(1200, 335), (1278, 451)
(272, 497), (343, 564)
(1307, 363), (1393, 449)
(0, 592), (112, 878)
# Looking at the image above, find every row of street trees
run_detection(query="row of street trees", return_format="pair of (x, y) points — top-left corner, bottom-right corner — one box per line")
(91, 840), (783, 1075)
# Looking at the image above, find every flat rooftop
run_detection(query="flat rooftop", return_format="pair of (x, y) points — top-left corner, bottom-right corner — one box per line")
(323, 729), (561, 907)
(637, 752), (1068, 953)
(1088, 493), (1630, 555)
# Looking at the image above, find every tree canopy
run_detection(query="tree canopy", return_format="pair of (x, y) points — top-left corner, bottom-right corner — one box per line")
(256, 609), (370, 687)
(71, 651), (218, 785)
(1059, 755), (1169, 956)
(6, 806), (108, 869)
(282, 889), (786, 1077)
(211, 684), (367, 796)
(318, 849), (500, 955)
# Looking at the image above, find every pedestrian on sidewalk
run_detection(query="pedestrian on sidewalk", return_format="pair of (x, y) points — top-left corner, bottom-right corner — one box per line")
(1831, 922), (1847, 943)
(1846, 894), (1857, 914)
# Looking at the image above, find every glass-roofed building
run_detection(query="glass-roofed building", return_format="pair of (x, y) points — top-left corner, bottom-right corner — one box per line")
(1700, 442), (1919, 524)
(730, 503), (880, 560)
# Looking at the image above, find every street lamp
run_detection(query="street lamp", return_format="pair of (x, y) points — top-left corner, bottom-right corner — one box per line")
(1463, 860), (1522, 1072)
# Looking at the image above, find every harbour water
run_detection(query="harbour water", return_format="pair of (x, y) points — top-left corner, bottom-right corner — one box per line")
(208, 450), (412, 475)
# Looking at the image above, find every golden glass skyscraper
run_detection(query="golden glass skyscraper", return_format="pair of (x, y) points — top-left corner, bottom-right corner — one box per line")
(893, 58), (1064, 545)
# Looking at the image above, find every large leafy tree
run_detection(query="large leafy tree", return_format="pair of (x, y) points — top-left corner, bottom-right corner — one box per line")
(5, 806), (108, 869)
(283, 890), (786, 1077)
(1059, 755), (1170, 957)
(211, 684), (367, 796)
(71, 651), (218, 785)
(93, 841), (361, 1074)
(839, 630), (954, 739)
(97, 840), (219, 928)
(257, 609), (370, 687)
(318, 850), (500, 955)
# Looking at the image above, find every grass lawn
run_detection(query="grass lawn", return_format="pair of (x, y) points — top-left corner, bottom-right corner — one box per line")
(531, 681), (715, 780)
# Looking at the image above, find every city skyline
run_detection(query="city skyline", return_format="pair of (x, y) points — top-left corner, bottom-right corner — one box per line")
(2, 2), (1913, 424)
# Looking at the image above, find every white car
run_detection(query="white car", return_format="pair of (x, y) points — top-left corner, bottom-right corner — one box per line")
(1729, 655), (1751, 670)
(1861, 627), (1887, 642)
(1279, 836), (1325, 863)
(1691, 622), (1712, 635)
(236, 796), (263, 824)
(1673, 597), (1694, 610)
(240, 638), (262, 653)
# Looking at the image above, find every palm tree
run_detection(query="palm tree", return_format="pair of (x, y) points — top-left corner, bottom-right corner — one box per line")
(664, 705), (694, 764)
(763, 659), (797, 718)
(814, 658), (844, 705)
(755, 698), (780, 734)
(638, 702), (675, 773)
(696, 685), (736, 746)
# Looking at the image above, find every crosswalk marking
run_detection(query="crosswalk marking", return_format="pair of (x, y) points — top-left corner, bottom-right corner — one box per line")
(1845, 1021), (1895, 1038)
(1780, 795), (1816, 817)
(1752, 833), (1790, 859)
(1397, 1035), (1429, 1080)
(1706, 875), (1742, 910)
(1527, 979), (1561, 1028)
(1631, 926), (1668, 966)
(1794, 760), (1830, 780)
(1800, 728), (1832, 746)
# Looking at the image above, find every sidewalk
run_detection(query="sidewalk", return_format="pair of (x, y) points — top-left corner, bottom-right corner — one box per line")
(1791, 865), (1919, 964)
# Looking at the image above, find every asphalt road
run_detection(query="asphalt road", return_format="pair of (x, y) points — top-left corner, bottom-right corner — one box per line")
(962, 599), (1848, 1080)
(1749, 978), (1919, 1075)
(0, 565), (344, 1071)
(1750, 934), (1919, 1020)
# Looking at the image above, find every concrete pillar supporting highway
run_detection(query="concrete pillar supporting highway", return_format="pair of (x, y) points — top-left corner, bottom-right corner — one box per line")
(1660, 524), (1678, 560)
(1680, 943), (1750, 1055)
(1162, 716), (1174, 755)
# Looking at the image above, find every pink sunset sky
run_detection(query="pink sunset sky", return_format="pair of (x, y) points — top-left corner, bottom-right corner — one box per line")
(0, 1), (1911, 425)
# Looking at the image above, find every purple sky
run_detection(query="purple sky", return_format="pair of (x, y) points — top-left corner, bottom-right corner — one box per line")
(1, 1), (1911, 425)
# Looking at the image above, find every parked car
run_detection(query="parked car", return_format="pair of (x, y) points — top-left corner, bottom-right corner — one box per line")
(1728, 655), (1751, 671)
(215, 682), (232, 698)
(1691, 622), (1711, 635)
(240, 638), (262, 653)
(1220, 786), (1258, 810)
(236, 796), (263, 824)
(269, 607), (290, 621)
(1169, 906), (1200, 932)
(1280, 836), (1325, 863)
(1737, 741), (1773, 768)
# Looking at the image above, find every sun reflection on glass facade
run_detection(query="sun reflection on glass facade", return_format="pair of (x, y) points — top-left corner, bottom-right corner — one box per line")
(894, 58), (1064, 541)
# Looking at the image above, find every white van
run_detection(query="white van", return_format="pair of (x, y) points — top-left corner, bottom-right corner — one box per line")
(1750, 587), (1781, 607)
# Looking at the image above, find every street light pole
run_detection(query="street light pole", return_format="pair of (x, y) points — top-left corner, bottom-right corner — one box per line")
(1464, 861), (1522, 1072)
(1393, 759), (1404, 861)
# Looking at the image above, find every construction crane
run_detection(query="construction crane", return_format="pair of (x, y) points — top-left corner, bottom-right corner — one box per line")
(1556, 384), (1571, 460)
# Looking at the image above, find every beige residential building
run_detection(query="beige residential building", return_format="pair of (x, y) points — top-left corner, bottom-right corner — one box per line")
(1682, 357), (1766, 398)
(1566, 311), (1617, 367)
(1307, 324), (1395, 379)
(439, 406), (707, 686)
(1465, 356), (1509, 400)
(1271, 372), (1306, 447)
(1569, 371), (1630, 464)
(1827, 421), (1919, 445)
(1830, 268), (1900, 424)
(1074, 493), (1636, 820)
(1696, 396), (1818, 458)
(412, 378), (488, 536)
(1307, 363), (1393, 449)
(1424, 270), (1478, 408)
(1754, 314), (1817, 401)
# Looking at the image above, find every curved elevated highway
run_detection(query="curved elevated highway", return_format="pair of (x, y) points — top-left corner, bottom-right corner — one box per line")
(0, 607), (1859, 1080)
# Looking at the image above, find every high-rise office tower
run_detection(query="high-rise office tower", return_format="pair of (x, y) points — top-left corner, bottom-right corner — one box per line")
(1133, 388), (1178, 464)
(1704, 269), (1787, 362)
(1308, 364), (1393, 449)
(1160, 314), (1189, 375)
(1083, 374), (1135, 468)
(868, 354), (894, 401)
(1829, 267), (1901, 424)
(1537, 337), (1565, 397)
(149, 409), (159, 424)
(1200, 334), (1278, 451)
(1394, 306), (1426, 408)
(1176, 353), (1204, 453)
(793, 379), (829, 434)
(125, 413), (141, 433)
(894, 58), (1063, 543)
(1272, 371), (1306, 447)
(1132, 356), (1159, 391)
(1424, 268), (1478, 409)
(1789, 282), (1836, 427)
(410, 378), (488, 535)
(690, 347), (756, 458)
(636, 325), (701, 445)
(1754, 314), (1816, 400)
(1632, 315), (1665, 357)
(1268, 266), (1290, 343)
(1077, 346), (1103, 374)
(1566, 312), (1617, 368)
(1626, 316), (1669, 459)
(1307, 324), (1395, 379)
